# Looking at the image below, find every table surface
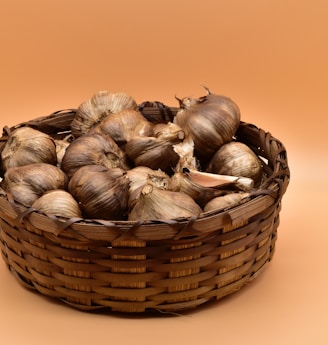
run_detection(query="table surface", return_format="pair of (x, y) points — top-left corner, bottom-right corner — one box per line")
(1, 1), (327, 344)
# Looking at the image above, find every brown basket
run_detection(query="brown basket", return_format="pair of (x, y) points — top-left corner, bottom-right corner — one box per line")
(0, 104), (290, 313)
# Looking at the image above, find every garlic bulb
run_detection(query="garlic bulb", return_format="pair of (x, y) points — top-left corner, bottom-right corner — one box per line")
(128, 184), (202, 222)
(32, 189), (82, 218)
(203, 192), (250, 213)
(1, 126), (57, 172)
(125, 136), (180, 174)
(68, 165), (129, 220)
(61, 133), (129, 178)
(2, 163), (68, 207)
(174, 87), (240, 164)
(71, 90), (138, 137)
(126, 166), (171, 208)
(91, 109), (154, 147)
(206, 141), (263, 185)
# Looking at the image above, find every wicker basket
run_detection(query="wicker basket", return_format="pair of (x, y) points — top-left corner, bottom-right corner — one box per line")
(0, 103), (290, 313)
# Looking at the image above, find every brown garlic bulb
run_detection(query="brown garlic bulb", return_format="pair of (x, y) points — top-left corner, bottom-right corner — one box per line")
(206, 141), (263, 185)
(68, 165), (129, 220)
(32, 189), (82, 218)
(1, 126), (57, 172)
(2, 163), (68, 207)
(174, 86), (240, 164)
(61, 133), (129, 178)
(91, 109), (154, 147)
(128, 184), (202, 222)
(125, 136), (180, 174)
(203, 192), (250, 213)
(71, 90), (138, 137)
(126, 166), (171, 208)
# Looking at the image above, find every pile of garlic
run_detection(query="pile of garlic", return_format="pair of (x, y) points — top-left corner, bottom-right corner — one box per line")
(0, 88), (263, 222)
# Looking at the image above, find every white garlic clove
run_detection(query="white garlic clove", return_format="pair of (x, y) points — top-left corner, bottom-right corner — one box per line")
(32, 189), (82, 218)
(1, 126), (57, 172)
(185, 169), (254, 191)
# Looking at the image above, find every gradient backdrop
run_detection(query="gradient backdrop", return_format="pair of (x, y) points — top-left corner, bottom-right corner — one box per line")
(1, 1), (327, 344)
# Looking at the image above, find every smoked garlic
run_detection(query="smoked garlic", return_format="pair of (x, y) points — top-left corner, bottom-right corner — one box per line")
(207, 141), (263, 185)
(2, 163), (68, 207)
(174, 86), (240, 164)
(1, 126), (57, 172)
(68, 165), (129, 220)
(71, 90), (138, 137)
(128, 184), (202, 222)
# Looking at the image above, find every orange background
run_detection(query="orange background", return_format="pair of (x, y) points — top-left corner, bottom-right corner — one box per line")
(0, 1), (327, 344)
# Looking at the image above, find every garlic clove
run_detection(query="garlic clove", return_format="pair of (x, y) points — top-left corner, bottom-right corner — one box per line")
(1, 126), (57, 172)
(128, 184), (202, 222)
(185, 169), (254, 191)
(32, 189), (82, 218)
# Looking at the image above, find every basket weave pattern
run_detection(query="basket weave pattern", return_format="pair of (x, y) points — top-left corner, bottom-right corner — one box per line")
(0, 105), (290, 313)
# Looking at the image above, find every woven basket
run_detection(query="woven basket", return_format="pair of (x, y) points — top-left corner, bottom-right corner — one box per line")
(0, 103), (290, 313)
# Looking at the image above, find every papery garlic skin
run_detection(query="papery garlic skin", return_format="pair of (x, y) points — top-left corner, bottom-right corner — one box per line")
(91, 109), (154, 147)
(2, 163), (68, 207)
(171, 138), (224, 206)
(55, 134), (73, 167)
(152, 122), (185, 144)
(125, 136), (180, 174)
(128, 184), (202, 222)
(61, 133), (129, 178)
(32, 189), (82, 218)
(206, 141), (263, 185)
(1, 127), (57, 172)
(174, 87), (240, 164)
(71, 90), (138, 137)
(203, 192), (250, 213)
(126, 166), (171, 208)
(68, 165), (129, 220)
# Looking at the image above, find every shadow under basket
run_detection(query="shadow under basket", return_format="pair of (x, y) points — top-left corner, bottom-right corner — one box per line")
(0, 104), (290, 313)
